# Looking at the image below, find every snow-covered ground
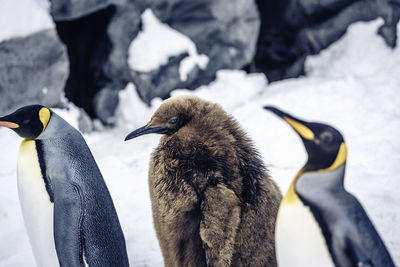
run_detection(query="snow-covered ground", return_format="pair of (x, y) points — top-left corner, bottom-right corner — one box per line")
(0, 7), (399, 267)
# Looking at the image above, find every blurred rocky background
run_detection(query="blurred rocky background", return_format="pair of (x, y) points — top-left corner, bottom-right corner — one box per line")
(1, 0), (399, 126)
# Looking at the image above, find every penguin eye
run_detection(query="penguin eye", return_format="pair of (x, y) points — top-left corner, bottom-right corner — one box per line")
(23, 119), (31, 124)
(320, 132), (333, 144)
(168, 116), (179, 125)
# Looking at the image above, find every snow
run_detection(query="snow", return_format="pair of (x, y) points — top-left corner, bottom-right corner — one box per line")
(127, 9), (209, 81)
(114, 83), (158, 129)
(1, 17), (400, 267)
(0, 0), (54, 43)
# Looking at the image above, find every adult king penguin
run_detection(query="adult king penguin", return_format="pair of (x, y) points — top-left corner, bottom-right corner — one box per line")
(264, 106), (395, 267)
(0, 105), (129, 267)
(125, 96), (282, 267)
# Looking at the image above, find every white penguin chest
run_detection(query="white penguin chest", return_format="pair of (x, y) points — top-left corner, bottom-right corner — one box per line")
(17, 140), (60, 267)
(275, 198), (335, 267)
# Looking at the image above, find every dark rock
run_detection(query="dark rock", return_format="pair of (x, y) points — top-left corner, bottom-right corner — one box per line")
(93, 87), (119, 125)
(103, 2), (143, 91)
(252, 0), (400, 82)
(0, 29), (68, 115)
(131, 53), (188, 103)
(78, 108), (94, 134)
(55, 5), (115, 119)
(148, 0), (260, 67)
(52, 0), (260, 119)
(50, 0), (114, 21)
(53, 2), (142, 123)
(133, 0), (260, 104)
(378, 0), (400, 48)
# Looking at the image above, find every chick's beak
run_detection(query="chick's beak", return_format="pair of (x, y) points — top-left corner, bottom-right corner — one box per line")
(125, 125), (167, 141)
(263, 105), (314, 140)
(0, 115), (19, 129)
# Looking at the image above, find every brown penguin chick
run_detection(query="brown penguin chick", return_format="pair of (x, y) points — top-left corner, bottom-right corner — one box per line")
(125, 95), (282, 267)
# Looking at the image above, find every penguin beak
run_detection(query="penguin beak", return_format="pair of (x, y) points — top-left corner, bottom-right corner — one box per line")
(125, 125), (167, 141)
(263, 106), (314, 140)
(0, 115), (19, 129)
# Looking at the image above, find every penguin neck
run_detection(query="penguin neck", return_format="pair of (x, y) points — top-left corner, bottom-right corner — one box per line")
(295, 164), (346, 203)
(36, 113), (74, 141)
(283, 163), (346, 204)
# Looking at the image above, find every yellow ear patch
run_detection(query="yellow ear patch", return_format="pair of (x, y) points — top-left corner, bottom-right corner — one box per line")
(283, 116), (314, 140)
(39, 107), (51, 132)
(322, 142), (347, 172)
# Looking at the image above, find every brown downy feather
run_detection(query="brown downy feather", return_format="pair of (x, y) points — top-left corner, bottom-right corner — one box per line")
(145, 96), (282, 266)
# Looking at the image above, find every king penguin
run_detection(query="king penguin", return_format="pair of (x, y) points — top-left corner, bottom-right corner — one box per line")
(0, 105), (129, 267)
(264, 106), (395, 267)
(125, 95), (282, 267)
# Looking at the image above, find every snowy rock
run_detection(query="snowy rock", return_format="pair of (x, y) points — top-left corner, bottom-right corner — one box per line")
(128, 9), (210, 103)
(128, 9), (209, 78)
(105, 3), (143, 90)
(53, 2), (142, 123)
(0, 0), (54, 43)
(130, 0), (260, 103)
(252, 0), (400, 82)
(50, 0), (259, 117)
(0, 29), (68, 115)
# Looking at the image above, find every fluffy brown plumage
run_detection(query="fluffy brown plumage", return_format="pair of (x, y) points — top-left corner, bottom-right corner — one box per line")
(126, 96), (282, 266)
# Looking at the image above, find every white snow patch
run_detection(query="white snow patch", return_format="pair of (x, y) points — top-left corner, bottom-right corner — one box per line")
(127, 9), (209, 81)
(179, 52), (209, 81)
(0, 0), (54, 43)
(114, 83), (155, 128)
(306, 19), (393, 79)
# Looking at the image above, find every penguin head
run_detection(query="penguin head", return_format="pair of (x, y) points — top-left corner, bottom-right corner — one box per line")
(125, 95), (219, 141)
(264, 106), (347, 172)
(0, 105), (51, 139)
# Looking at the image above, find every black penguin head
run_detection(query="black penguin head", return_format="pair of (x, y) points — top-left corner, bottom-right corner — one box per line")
(125, 95), (207, 141)
(264, 106), (347, 172)
(0, 105), (52, 139)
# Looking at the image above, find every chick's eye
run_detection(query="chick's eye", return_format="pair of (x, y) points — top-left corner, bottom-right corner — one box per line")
(168, 117), (179, 125)
(23, 119), (30, 124)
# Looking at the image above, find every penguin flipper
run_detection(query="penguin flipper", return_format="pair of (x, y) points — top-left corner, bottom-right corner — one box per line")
(345, 236), (374, 267)
(53, 181), (85, 267)
(200, 184), (241, 267)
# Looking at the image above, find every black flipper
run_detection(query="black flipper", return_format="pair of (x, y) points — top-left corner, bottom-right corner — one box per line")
(53, 180), (85, 267)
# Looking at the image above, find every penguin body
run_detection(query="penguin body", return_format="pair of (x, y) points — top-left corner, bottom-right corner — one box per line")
(126, 96), (282, 266)
(265, 106), (395, 267)
(0, 106), (129, 267)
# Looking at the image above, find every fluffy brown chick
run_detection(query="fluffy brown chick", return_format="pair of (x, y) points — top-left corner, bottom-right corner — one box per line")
(125, 95), (282, 267)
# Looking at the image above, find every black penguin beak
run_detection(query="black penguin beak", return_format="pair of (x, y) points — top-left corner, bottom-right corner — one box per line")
(263, 106), (315, 141)
(0, 114), (19, 129)
(125, 125), (167, 141)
